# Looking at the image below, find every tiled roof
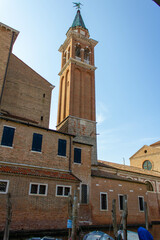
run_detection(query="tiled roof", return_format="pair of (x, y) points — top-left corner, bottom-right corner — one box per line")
(0, 165), (80, 182)
(97, 160), (160, 178)
(91, 169), (144, 184)
(150, 141), (160, 147)
(71, 10), (87, 29)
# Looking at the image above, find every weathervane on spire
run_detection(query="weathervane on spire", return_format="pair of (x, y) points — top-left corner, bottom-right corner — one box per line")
(73, 2), (83, 10)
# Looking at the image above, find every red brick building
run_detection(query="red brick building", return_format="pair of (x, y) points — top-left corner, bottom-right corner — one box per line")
(0, 9), (160, 236)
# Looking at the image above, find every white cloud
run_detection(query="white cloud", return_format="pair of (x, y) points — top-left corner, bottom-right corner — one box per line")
(96, 102), (110, 125)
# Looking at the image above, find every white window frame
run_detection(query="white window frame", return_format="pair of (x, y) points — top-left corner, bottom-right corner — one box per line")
(138, 196), (144, 212)
(100, 192), (108, 211)
(29, 183), (48, 196)
(56, 185), (71, 197)
(0, 180), (9, 194)
(118, 194), (128, 211)
(0, 125), (16, 148)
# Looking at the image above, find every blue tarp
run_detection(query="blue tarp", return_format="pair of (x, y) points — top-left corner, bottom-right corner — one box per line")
(137, 227), (153, 240)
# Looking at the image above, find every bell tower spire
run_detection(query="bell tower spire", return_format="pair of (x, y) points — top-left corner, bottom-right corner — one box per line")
(57, 6), (98, 165)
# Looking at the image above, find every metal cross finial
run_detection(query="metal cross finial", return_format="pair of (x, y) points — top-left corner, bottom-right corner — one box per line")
(73, 2), (83, 10)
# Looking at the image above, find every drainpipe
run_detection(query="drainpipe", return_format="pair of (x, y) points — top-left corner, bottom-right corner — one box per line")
(0, 32), (15, 107)
(69, 136), (72, 172)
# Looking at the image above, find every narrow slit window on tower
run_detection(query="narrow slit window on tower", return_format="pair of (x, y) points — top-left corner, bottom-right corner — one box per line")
(68, 47), (70, 60)
(64, 52), (66, 64)
(43, 93), (45, 98)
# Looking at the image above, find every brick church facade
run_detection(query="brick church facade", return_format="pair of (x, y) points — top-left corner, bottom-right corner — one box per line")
(0, 10), (160, 236)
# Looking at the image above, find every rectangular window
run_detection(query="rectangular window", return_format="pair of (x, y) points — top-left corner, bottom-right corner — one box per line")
(81, 184), (88, 204)
(56, 185), (71, 197)
(1, 126), (15, 147)
(74, 148), (81, 164)
(58, 139), (66, 156)
(32, 133), (43, 152)
(138, 196), (144, 211)
(29, 183), (47, 196)
(100, 192), (108, 210)
(119, 195), (125, 211)
(0, 180), (9, 194)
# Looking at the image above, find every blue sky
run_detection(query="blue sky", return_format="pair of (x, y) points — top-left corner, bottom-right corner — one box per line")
(1, 0), (160, 165)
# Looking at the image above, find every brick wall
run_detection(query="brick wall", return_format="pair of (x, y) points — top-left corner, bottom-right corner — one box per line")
(0, 26), (13, 99)
(0, 174), (77, 231)
(0, 119), (71, 170)
(57, 116), (97, 165)
(1, 54), (52, 128)
(91, 176), (148, 225)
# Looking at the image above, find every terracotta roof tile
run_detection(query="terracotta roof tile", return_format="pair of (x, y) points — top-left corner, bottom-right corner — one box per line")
(150, 141), (160, 147)
(91, 169), (144, 184)
(98, 160), (160, 178)
(0, 165), (79, 182)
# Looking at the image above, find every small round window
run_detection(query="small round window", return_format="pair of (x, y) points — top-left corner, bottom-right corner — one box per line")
(143, 160), (152, 170)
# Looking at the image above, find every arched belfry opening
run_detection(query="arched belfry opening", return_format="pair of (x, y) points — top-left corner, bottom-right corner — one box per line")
(84, 48), (90, 64)
(75, 44), (81, 59)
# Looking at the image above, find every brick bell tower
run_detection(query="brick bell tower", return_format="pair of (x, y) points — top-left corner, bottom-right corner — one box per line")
(57, 8), (98, 165)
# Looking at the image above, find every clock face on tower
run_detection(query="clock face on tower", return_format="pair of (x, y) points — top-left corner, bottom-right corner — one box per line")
(142, 160), (152, 170)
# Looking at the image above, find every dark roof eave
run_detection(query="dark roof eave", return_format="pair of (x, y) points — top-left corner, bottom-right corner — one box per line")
(0, 116), (75, 137)
(91, 170), (146, 185)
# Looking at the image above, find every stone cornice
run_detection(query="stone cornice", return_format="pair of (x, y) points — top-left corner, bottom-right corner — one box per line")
(59, 30), (98, 52)
(0, 22), (19, 44)
(58, 57), (97, 76)
(0, 22), (19, 35)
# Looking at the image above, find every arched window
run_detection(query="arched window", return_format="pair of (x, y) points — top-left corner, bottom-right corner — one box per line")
(84, 48), (90, 64)
(75, 45), (81, 59)
(142, 160), (152, 170)
(145, 181), (154, 192)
